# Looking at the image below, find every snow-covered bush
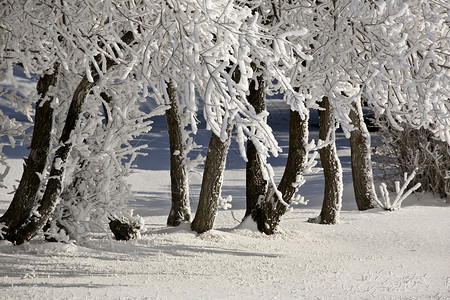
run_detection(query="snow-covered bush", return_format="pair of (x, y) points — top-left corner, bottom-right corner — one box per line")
(375, 124), (450, 201)
(374, 171), (421, 210)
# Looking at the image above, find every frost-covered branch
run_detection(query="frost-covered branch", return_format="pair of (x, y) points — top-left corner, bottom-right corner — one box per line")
(374, 170), (421, 211)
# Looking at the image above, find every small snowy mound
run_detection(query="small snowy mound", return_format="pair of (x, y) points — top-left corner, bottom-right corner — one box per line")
(198, 230), (229, 243)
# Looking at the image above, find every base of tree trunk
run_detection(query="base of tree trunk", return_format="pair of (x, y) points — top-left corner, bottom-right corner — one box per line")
(307, 212), (340, 225)
(167, 210), (191, 227)
(307, 215), (321, 224)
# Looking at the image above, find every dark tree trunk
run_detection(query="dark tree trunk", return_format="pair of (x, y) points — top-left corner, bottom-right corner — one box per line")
(276, 111), (309, 211)
(6, 31), (134, 245)
(253, 110), (309, 234)
(245, 71), (267, 219)
(0, 64), (59, 242)
(165, 81), (191, 226)
(349, 99), (376, 211)
(309, 96), (342, 224)
(191, 127), (232, 234)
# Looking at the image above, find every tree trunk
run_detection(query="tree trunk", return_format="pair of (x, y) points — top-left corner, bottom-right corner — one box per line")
(277, 110), (309, 212)
(7, 31), (134, 245)
(0, 64), (59, 242)
(245, 71), (267, 219)
(191, 127), (232, 234)
(309, 96), (342, 224)
(349, 99), (376, 210)
(253, 109), (309, 234)
(165, 81), (191, 226)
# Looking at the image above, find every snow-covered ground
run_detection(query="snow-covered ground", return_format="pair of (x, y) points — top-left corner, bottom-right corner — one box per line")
(0, 74), (449, 299)
(0, 160), (449, 299)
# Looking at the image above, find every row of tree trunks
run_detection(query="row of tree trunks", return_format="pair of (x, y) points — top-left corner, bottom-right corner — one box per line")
(191, 126), (232, 234)
(249, 95), (376, 232)
(165, 81), (191, 226)
(0, 64), (59, 242)
(1, 31), (134, 245)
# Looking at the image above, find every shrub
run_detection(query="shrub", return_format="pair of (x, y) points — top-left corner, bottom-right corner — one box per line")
(374, 124), (450, 202)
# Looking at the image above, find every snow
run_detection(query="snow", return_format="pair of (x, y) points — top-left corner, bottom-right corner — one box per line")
(1, 100), (449, 298)
(1, 171), (449, 299)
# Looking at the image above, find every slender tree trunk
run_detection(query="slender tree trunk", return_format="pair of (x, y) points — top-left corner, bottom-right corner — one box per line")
(0, 64), (59, 242)
(8, 31), (134, 245)
(309, 96), (342, 224)
(191, 126), (232, 234)
(165, 81), (191, 226)
(253, 110), (309, 234)
(349, 98), (376, 210)
(245, 71), (267, 219)
(276, 110), (309, 211)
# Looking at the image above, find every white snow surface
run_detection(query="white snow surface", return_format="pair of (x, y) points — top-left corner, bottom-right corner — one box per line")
(1, 161), (449, 299)
(0, 96), (449, 299)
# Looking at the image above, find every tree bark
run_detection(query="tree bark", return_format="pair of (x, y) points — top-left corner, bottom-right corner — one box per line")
(191, 127), (232, 234)
(309, 96), (342, 224)
(165, 81), (191, 226)
(0, 64), (59, 242)
(349, 99), (376, 210)
(245, 71), (267, 219)
(253, 109), (309, 234)
(7, 31), (134, 245)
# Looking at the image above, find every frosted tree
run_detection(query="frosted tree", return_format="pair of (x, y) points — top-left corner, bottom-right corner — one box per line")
(0, 0), (153, 244)
(0, 1), (65, 242)
(47, 72), (157, 243)
(362, 1), (449, 145)
(241, 2), (274, 220)
(164, 82), (193, 226)
(134, 1), (213, 227)
(241, 1), (317, 233)
(286, 0), (347, 224)
(0, 65), (59, 242)
(284, 0), (445, 222)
